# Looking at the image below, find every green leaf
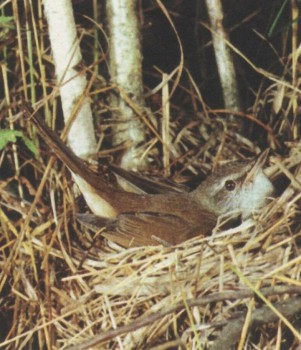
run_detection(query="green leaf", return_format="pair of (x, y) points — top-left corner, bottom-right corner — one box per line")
(0, 129), (18, 149)
(0, 129), (38, 156)
(268, 0), (289, 37)
(22, 135), (39, 156)
(0, 16), (14, 24)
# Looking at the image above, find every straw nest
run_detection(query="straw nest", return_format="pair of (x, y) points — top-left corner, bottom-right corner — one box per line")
(1, 111), (301, 350)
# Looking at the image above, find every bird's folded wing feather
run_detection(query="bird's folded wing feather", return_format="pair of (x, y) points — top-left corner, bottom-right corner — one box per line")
(109, 164), (190, 194)
(77, 211), (214, 247)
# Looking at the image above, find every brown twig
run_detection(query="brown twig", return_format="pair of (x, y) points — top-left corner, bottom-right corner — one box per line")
(211, 295), (301, 350)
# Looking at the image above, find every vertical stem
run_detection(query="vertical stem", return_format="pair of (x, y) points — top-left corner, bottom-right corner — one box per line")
(291, 0), (299, 139)
(2, 65), (24, 200)
(162, 73), (170, 176)
(106, 0), (146, 170)
(43, 0), (97, 158)
(205, 0), (242, 119)
(12, 0), (28, 99)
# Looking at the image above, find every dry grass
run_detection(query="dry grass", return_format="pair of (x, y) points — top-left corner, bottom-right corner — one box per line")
(1, 125), (301, 349)
(1, 1), (301, 349)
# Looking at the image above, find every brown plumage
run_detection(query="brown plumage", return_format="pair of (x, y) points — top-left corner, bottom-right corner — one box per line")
(23, 104), (274, 247)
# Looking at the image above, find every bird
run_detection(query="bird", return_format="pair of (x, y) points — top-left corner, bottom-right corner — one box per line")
(23, 105), (274, 247)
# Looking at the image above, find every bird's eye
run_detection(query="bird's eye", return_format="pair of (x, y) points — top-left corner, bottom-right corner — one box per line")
(225, 180), (236, 191)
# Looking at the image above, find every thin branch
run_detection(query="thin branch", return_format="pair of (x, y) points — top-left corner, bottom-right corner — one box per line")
(212, 296), (301, 350)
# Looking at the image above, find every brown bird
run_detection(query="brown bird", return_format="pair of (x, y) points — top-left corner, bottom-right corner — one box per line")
(23, 105), (274, 247)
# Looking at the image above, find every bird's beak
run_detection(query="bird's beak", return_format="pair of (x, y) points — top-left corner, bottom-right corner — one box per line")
(244, 149), (270, 183)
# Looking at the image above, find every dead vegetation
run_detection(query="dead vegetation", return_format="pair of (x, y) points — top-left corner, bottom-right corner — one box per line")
(1, 1), (301, 349)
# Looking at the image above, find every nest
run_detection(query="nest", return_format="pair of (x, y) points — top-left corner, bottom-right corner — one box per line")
(1, 110), (301, 350)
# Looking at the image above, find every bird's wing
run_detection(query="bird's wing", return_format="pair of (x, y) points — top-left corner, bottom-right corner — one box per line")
(77, 211), (210, 247)
(109, 164), (190, 194)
